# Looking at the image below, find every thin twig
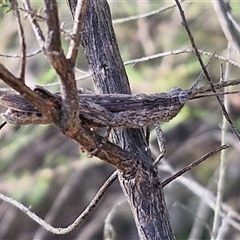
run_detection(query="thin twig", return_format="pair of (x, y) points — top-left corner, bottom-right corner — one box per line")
(23, 0), (45, 49)
(190, 53), (216, 91)
(191, 78), (240, 95)
(175, 0), (240, 141)
(124, 49), (240, 69)
(162, 144), (229, 187)
(113, 0), (186, 24)
(67, 0), (88, 64)
(0, 49), (41, 58)
(9, 0), (27, 81)
(212, 45), (231, 240)
(0, 171), (117, 235)
(160, 157), (240, 232)
(189, 90), (240, 100)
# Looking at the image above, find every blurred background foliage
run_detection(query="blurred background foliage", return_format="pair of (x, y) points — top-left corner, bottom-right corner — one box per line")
(0, 0), (240, 239)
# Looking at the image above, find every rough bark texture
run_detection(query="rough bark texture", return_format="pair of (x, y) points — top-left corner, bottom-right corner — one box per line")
(69, 0), (176, 239)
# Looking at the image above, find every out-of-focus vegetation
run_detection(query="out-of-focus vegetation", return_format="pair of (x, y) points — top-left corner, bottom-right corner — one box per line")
(0, 1), (240, 239)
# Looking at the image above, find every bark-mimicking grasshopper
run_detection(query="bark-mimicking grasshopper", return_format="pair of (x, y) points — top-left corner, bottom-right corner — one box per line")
(0, 87), (188, 128)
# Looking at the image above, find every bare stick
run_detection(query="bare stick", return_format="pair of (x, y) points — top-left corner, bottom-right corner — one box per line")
(67, 0), (88, 64)
(23, 0), (45, 49)
(191, 78), (240, 95)
(190, 89), (240, 100)
(0, 171), (117, 234)
(213, 1), (240, 52)
(124, 49), (240, 68)
(113, 0), (186, 24)
(9, 0), (27, 81)
(190, 53), (215, 91)
(212, 45), (231, 240)
(0, 49), (41, 59)
(162, 144), (229, 188)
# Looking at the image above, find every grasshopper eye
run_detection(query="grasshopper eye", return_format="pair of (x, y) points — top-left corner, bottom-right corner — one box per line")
(178, 91), (188, 104)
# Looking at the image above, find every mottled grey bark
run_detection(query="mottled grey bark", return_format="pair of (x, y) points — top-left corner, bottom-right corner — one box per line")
(68, 0), (175, 239)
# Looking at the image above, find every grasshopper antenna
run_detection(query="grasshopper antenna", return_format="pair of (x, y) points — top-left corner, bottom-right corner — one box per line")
(190, 53), (216, 91)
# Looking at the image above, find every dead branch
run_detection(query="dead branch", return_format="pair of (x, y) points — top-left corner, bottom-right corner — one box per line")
(66, 0), (88, 64)
(162, 144), (229, 187)
(0, 171), (117, 235)
(213, 1), (240, 53)
(9, 0), (26, 81)
(79, 0), (175, 239)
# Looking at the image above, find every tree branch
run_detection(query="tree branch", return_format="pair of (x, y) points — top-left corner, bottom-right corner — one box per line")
(66, 0), (88, 64)
(9, 0), (27, 81)
(2, 0), (138, 175)
(0, 63), (59, 123)
(77, 0), (175, 239)
(213, 1), (240, 53)
(0, 171), (118, 235)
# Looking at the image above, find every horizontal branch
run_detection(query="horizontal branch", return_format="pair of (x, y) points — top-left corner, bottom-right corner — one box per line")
(0, 63), (59, 123)
(1, 79), (240, 127)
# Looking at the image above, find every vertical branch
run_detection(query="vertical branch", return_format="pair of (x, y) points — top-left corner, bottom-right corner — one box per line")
(9, 0), (26, 81)
(70, 0), (176, 239)
(211, 45), (231, 240)
(213, 1), (240, 53)
(66, 0), (88, 64)
(44, 0), (80, 132)
(44, 0), (61, 52)
(23, 0), (45, 49)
